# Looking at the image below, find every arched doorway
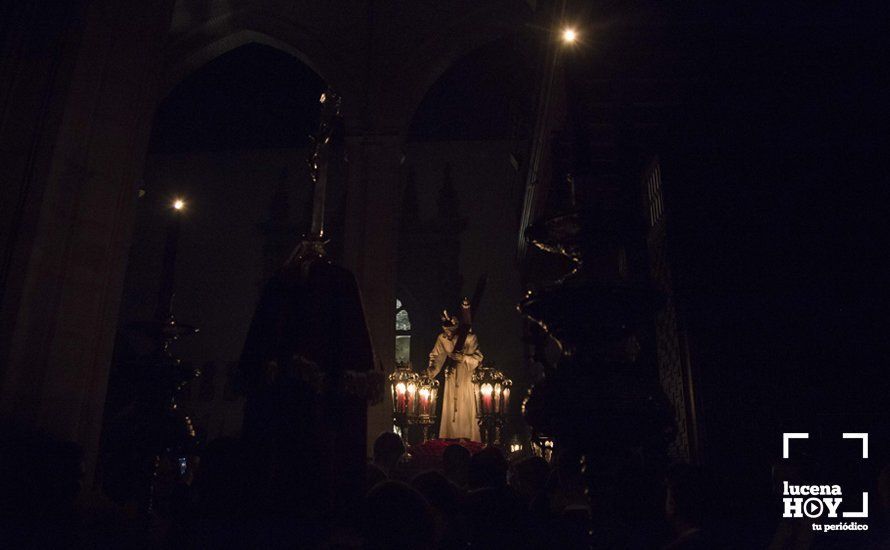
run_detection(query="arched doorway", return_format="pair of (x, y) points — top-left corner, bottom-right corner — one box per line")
(100, 43), (328, 500)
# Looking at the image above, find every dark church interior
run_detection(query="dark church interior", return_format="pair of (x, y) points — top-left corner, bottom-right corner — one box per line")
(1, 1), (887, 548)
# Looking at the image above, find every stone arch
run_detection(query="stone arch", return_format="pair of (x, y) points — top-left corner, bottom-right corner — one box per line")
(161, 8), (354, 101)
(388, 2), (533, 131)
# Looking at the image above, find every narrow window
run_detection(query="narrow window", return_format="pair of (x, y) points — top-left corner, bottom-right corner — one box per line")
(395, 298), (411, 365)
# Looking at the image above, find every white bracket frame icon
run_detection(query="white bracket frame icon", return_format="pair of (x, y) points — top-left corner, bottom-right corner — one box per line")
(782, 432), (808, 459)
(842, 432), (868, 459)
(782, 432), (869, 518)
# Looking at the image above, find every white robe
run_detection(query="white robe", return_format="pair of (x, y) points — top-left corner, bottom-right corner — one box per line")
(428, 332), (483, 441)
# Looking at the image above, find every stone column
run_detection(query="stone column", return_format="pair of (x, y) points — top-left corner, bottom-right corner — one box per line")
(0, 0), (175, 482)
(341, 129), (404, 451)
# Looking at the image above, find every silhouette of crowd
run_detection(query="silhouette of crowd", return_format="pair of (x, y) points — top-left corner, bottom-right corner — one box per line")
(4, 425), (890, 549)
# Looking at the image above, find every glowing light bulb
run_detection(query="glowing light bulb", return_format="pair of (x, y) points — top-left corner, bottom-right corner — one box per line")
(562, 28), (577, 44)
(173, 199), (185, 211)
(481, 383), (493, 396)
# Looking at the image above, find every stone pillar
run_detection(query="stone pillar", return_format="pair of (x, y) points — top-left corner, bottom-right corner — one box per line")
(0, 0), (175, 482)
(341, 130), (404, 451)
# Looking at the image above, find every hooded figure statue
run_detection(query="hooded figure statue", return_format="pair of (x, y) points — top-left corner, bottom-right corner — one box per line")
(427, 312), (483, 441)
(237, 241), (381, 541)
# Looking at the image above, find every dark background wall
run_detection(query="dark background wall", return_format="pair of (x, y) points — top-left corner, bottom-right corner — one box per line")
(642, 2), (888, 524)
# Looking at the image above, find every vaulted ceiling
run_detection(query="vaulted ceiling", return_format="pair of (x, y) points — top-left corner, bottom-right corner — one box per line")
(163, 0), (533, 132)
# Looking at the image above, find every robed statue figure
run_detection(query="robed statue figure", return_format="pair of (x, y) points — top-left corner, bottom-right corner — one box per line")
(427, 312), (483, 441)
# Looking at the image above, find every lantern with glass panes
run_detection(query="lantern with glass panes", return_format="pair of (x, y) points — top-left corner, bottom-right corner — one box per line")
(389, 363), (419, 438)
(411, 375), (439, 443)
(472, 364), (512, 445)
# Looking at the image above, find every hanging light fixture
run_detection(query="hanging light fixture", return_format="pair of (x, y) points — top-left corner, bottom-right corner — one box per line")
(561, 28), (578, 44)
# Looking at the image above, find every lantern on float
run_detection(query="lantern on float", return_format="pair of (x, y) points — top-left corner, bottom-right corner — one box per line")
(531, 435), (555, 463)
(472, 364), (512, 446)
(389, 363), (419, 437)
(412, 375), (439, 442)
(508, 435), (524, 455)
